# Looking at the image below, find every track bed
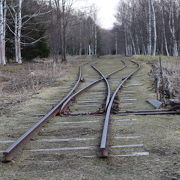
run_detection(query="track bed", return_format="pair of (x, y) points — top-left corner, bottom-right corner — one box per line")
(0, 56), (179, 180)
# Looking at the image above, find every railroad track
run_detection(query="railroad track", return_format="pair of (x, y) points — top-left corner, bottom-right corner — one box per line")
(2, 59), (125, 162)
(2, 66), (83, 162)
(2, 59), (179, 163)
(59, 62), (126, 115)
(99, 60), (140, 157)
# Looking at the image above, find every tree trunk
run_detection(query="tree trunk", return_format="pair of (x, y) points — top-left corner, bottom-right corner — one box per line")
(136, 35), (140, 54)
(88, 44), (91, 55)
(124, 25), (128, 56)
(3, 0), (6, 57)
(15, 12), (18, 63)
(143, 43), (147, 55)
(94, 24), (97, 56)
(61, 0), (67, 63)
(169, 3), (178, 57)
(151, 0), (157, 56)
(17, 0), (22, 64)
(115, 31), (118, 55)
(147, 0), (152, 55)
(15, 0), (22, 64)
(0, 0), (6, 65)
(79, 20), (82, 56)
(161, 0), (169, 56)
(129, 30), (136, 55)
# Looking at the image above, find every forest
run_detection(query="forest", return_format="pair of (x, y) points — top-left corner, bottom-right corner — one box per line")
(0, 0), (180, 65)
(113, 0), (180, 56)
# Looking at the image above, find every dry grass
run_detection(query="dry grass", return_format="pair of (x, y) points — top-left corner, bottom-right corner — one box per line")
(133, 55), (180, 98)
(0, 56), (179, 180)
(150, 60), (180, 99)
(0, 59), (71, 115)
(162, 61), (180, 94)
(1, 63), (68, 93)
(0, 56), (97, 115)
(132, 55), (180, 62)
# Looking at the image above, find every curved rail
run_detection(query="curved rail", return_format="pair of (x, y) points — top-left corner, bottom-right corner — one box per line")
(2, 67), (82, 162)
(99, 60), (141, 157)
(91, 65), (111, 109)
(60, 64), (127, 115)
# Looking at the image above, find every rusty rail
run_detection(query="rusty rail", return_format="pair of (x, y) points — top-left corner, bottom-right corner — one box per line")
(60, 65), (127, 115)
(2, 67), (82, 162)
(118, 110), (180, 115)
(91, 65), (111, 109)
(99, 60), (140, 157)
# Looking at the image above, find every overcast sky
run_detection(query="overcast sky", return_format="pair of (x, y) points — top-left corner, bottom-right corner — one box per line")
(74, 0), (120, 29)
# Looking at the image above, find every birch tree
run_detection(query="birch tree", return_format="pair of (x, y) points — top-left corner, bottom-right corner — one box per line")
(147, 0), (152, 55)
(0, 0), (6, 65)
(15, 0), (22, 64)
(151, 0), (157, 56)
(169, 1), (178, 56)
(161, 0), (169, 56)
(114, 0), (180, 57)
(147, 0), (157, 56)
(6, 0), (51, 63)
(91, 6), (97, 56)
(7, 0), (23, 64)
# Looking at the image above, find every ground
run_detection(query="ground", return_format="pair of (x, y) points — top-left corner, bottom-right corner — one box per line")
(0, 55), (179, 180)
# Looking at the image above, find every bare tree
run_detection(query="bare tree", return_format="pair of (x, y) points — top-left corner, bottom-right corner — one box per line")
(15, 0), (22, 64)
(151, 0), (157, 56)
(7, 0), (23, 63)
(48, 0), (74, 63)
(161, 0), (169, 56)
(147, 0), (152, 55)
(169, 1), (178, 56)
(0, 0), (6, 65)
(6, 0), (51, 63)
(114, 0), (180, 57)
(91, 6), (97, 56)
